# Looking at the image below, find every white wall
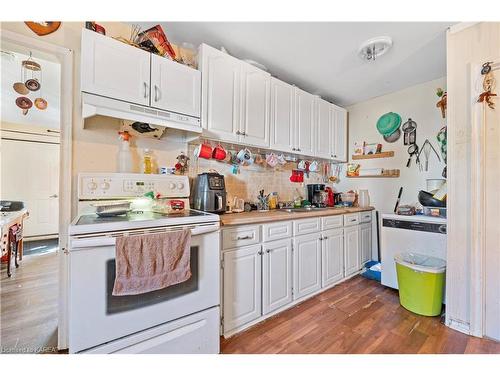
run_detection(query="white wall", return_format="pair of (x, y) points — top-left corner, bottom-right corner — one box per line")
(336, 77), (447, 259)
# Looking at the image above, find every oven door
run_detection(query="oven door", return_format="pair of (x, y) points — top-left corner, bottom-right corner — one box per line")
(69, 224), (220, 353)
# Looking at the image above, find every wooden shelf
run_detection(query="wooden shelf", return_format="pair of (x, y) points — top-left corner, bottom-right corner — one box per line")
(346, 175), (400, 178)
(352, 151), (394, 160)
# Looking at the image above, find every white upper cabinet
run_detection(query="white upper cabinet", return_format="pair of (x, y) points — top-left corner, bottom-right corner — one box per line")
(81, 29), (151, 106)
(270, 77), (295, 152)
(200, 44), (241, 143)
(315, 97), (333, 159)
(294, 88), (316, 156)
(150, 54), (201, 117)
(332, 105), (348, 162)
(240, 63), (270, 148)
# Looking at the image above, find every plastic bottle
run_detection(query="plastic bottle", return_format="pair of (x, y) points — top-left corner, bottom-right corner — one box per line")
(117, 131), (133, 173)
(143, 149), (153, 174)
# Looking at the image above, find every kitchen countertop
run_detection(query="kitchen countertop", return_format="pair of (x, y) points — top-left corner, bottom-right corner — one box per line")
(220, 206), (375, 226)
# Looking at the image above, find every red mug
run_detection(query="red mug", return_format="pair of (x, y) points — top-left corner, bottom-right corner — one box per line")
(212, 144), (227, 161)
(290, 169), (304, 183)
(194, 143), (212, 159)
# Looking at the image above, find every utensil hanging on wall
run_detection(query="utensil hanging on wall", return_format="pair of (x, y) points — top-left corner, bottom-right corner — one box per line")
(406, 144), (419, 168)
(402, 118), (417, 145)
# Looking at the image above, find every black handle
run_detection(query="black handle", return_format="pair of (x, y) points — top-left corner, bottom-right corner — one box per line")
(406, 157), (412, 168)
(394, 187), (403, 213)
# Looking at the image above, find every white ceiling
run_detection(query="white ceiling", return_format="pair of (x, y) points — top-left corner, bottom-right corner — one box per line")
(138, 22), (454, 106)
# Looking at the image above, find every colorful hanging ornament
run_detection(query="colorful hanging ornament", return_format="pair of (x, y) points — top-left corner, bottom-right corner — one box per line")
(477, 62), (497, 109)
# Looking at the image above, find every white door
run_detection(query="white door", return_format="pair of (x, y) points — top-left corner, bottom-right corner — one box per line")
(1, 139), (59, 237)
(270, 77), (294, 153)
(222, 244), (262, 333)
(262, 238), (292, 315)
(294, 88), (316, 156)
(344, 225), (360, 277)
(240, 64), (270, 147)
(332, 105), (348, 162)
(200, 44), (240, 142)
(81, 29), (151, 106)
(360, 223), (372, 267)
(321, 229), (344, 288)
(293, 233), (321, 299)
(315, 98), (333, 159)
(150, 54), (201, 117)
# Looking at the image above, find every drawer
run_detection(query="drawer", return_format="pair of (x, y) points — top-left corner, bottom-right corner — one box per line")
(343, 213), (360, 226)
(222, 225), (260, 250)
(262, 221), (293, 242)
(360, 211), (373, 223)
(293, 218), (321, 236)
(321, 215), (343, 231)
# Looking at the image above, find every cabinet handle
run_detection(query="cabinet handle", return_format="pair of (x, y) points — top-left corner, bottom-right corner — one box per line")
(154, 85), (160, 102)
(258, 250), (264, 255)
(319, 237), (323, 241)
(292, 147), (296, 151)
(236, 130), (241, 135)
(241, 131), (246, 136)
(143, 82), (148, 98)
(323, 236), (328, 240)
(266, 249), (271, 253)
(236, 235), (253, 240)
(297, 148), (301, 152)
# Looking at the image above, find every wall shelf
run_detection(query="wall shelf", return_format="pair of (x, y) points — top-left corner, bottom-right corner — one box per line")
(347, 170), (400, 178)
(351, 151), (394, 160)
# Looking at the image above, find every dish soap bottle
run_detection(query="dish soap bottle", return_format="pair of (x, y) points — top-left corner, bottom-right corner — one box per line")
(117, 131), (133, 173)
(143, 149), (153, 174)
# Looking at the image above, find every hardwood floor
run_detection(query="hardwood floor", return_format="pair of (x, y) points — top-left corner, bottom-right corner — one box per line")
(221, 276), (500, 354)
(1, 251), (58, 354)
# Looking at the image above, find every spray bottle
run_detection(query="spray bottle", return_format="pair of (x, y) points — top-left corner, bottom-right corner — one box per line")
(117, 131), (133, 173)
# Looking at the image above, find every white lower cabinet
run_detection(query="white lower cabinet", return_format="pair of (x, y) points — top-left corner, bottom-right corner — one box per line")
(360, 222), (372, 267)
(321, 229), (344, 288)
(293, 233), (322, 299)
(344, 225), (361, 277)
(222, 244), (262, 333)
(262, 239), (293, 314)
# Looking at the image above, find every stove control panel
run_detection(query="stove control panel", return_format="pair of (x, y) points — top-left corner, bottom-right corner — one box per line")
(78, 173), (190, 199)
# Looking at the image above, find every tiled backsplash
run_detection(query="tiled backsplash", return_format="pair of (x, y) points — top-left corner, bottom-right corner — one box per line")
(187, 144), (328, 203)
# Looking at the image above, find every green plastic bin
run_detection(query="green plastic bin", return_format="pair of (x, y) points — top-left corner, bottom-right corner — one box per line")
(395, 252), (446, 316)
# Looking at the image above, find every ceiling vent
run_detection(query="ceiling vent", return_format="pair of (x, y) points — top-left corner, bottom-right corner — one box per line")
(358, 36), (393, 62)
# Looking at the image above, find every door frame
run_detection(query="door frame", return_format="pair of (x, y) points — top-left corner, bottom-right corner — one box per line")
(1, 30), (73, 350)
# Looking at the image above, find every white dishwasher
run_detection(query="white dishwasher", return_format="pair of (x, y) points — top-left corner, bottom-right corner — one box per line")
(380, 214), (447, 290)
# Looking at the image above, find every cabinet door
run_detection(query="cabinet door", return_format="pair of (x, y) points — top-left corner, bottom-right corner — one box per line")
(81, 29), (151, 106)
(293, 233), (322, 299)
(150, 54), (201, 117)
(200, 44), (240, 142)
(270, 78), (295, 152)
(223, 245), (262, 333)
(263, 239), (293, 314)
(360, 223), (372, 267)
(240, 64), (270, 147)
(332, 105), (348, 162)
(344, 225), (360, 277)
(294, 88), (316, 156)
(315, 98), (333, 159)
(321, 229), (344, 288)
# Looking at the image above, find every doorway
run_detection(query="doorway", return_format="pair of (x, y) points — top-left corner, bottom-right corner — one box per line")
(0, 31), (72, 353)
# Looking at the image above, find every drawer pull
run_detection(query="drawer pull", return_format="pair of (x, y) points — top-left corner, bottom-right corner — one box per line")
(237, 235), (253, 240)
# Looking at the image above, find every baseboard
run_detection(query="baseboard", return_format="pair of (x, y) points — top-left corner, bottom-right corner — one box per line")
(446, 317), (471, 335)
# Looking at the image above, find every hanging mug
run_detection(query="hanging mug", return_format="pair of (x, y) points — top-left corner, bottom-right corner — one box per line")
(212, 144), (227, 161)
(309, 160), (319, 172)
(194, 142), (212, 159)
(266, 153), (278, 168)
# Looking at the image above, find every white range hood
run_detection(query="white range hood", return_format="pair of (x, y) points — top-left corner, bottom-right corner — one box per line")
(82, 93), (202, 134)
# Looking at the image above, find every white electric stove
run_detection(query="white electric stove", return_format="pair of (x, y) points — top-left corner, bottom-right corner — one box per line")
(68, 173), (220, 354)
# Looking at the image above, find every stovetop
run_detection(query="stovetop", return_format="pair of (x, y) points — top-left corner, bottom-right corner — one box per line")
(75, 210), (212, 226)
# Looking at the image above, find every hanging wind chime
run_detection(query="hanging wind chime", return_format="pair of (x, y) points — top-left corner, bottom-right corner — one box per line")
(12, 52), (48, 116)
(477, 62), (497, 109)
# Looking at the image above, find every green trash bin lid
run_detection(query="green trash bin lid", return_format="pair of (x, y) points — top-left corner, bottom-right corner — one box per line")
(394, 252), (446, 274)
(376, 112), (402, 136)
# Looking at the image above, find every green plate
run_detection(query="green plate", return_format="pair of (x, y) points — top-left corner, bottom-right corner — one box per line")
(376, 112), (402, 136)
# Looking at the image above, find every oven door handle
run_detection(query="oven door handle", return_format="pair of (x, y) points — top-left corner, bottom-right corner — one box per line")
(70, 224), (220, 250)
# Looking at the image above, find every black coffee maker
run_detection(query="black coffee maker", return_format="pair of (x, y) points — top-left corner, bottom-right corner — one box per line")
(306, 184), (326, 207)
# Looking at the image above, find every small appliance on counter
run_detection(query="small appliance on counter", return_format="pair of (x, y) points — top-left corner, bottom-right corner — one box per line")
(306, 184), (326, 207)
(192, 172), (227, 213)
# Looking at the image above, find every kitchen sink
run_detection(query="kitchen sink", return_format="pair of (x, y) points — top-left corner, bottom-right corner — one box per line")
(279, 207), (330, 213)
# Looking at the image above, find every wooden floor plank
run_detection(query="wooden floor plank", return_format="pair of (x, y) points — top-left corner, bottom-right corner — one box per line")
(221, 276), (500, 354)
